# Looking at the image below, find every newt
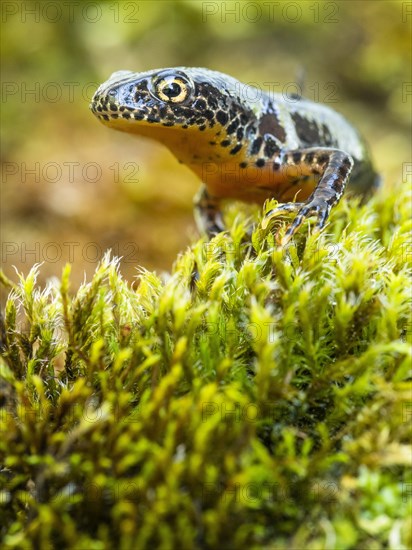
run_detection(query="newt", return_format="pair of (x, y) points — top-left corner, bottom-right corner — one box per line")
(90, 67), (379, 244)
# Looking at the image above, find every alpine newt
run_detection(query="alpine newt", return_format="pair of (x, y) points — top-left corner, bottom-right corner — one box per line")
(90, 67), (378, 244)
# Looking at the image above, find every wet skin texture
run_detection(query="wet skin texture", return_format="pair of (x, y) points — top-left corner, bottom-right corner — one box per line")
(90, 67), (379, 244)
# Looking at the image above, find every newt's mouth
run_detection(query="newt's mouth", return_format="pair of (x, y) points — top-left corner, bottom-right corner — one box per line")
(89, 97), (170, 128)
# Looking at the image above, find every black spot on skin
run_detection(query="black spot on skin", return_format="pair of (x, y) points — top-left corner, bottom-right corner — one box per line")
(239, 162), (247, 168)
(147, 116), (159, 123)
(330, 179), (342, 191)
(209, 141), (216, 145)
(321, 123), (337, 147)
(230, 144), (242, 155)
(194, 98), (207, 110)
(221, 140), (231, 147)
(111, 114), (118, 119)
(305, 152), (315, 164)
(119, 106), (125, 112)
(256, 158), (266, 167)
(133, 83), (149, 102)
(199, 125), (206, 131)
(204, 110), (214, 121)
(97, 106), (102, 112)
(159, 106), (168, 117)
(251, 137), (263, 155)
(163, 122), (174, 127)
(317, 154), (329, 165)
(216, 111), (228, 125)
(171, 106), (188, 117)
(123, 112), (131, 119)
(292, 152), (302, 164)
(133, 113), (145, 120)
(109, 104), (118, 112)
(236, 127), (244, 141)
(102, 114), (109, 121)
(182, 124), (188, 129)
(258, 113), (286, 143)
(207, 96), (218, 109)
(291, 113), (323, 145)
(264, 136), (280, 158)
(273, 161), (281, 171)
(226, 119), (239, 134)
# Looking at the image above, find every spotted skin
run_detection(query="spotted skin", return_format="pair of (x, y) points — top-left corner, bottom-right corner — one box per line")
(90, 67), (378, 244)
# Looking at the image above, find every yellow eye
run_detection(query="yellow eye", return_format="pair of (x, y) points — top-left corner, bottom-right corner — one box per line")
(154, 75), (191, 103)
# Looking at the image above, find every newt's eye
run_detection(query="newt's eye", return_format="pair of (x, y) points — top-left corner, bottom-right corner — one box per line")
(152, 73), (192, 103)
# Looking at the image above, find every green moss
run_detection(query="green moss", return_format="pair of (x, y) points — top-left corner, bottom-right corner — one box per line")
(1, 183), (411, 549)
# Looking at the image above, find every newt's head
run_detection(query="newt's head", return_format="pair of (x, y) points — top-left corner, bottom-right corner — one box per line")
(90, 67), (258, 164)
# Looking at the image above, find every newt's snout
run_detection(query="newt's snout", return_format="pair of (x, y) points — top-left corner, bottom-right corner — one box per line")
(90, 71), (142, 120)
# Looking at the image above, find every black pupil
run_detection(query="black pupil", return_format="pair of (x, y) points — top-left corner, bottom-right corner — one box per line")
(162, 81), (182, 98)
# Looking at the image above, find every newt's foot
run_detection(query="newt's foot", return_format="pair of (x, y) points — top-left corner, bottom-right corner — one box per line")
(262, 199), (330, 246)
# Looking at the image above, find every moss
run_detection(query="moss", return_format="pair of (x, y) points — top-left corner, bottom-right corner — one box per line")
(1, 182), (411, 549)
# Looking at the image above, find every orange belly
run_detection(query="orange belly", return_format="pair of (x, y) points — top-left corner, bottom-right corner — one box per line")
(190, 161), (318, 203)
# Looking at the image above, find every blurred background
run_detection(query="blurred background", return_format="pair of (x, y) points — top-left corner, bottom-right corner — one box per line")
(1, 0), (411, 292)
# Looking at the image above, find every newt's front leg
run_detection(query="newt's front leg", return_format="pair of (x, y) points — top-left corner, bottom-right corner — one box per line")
(262, 148), (354, 245)
(194, 184), (225, 237)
